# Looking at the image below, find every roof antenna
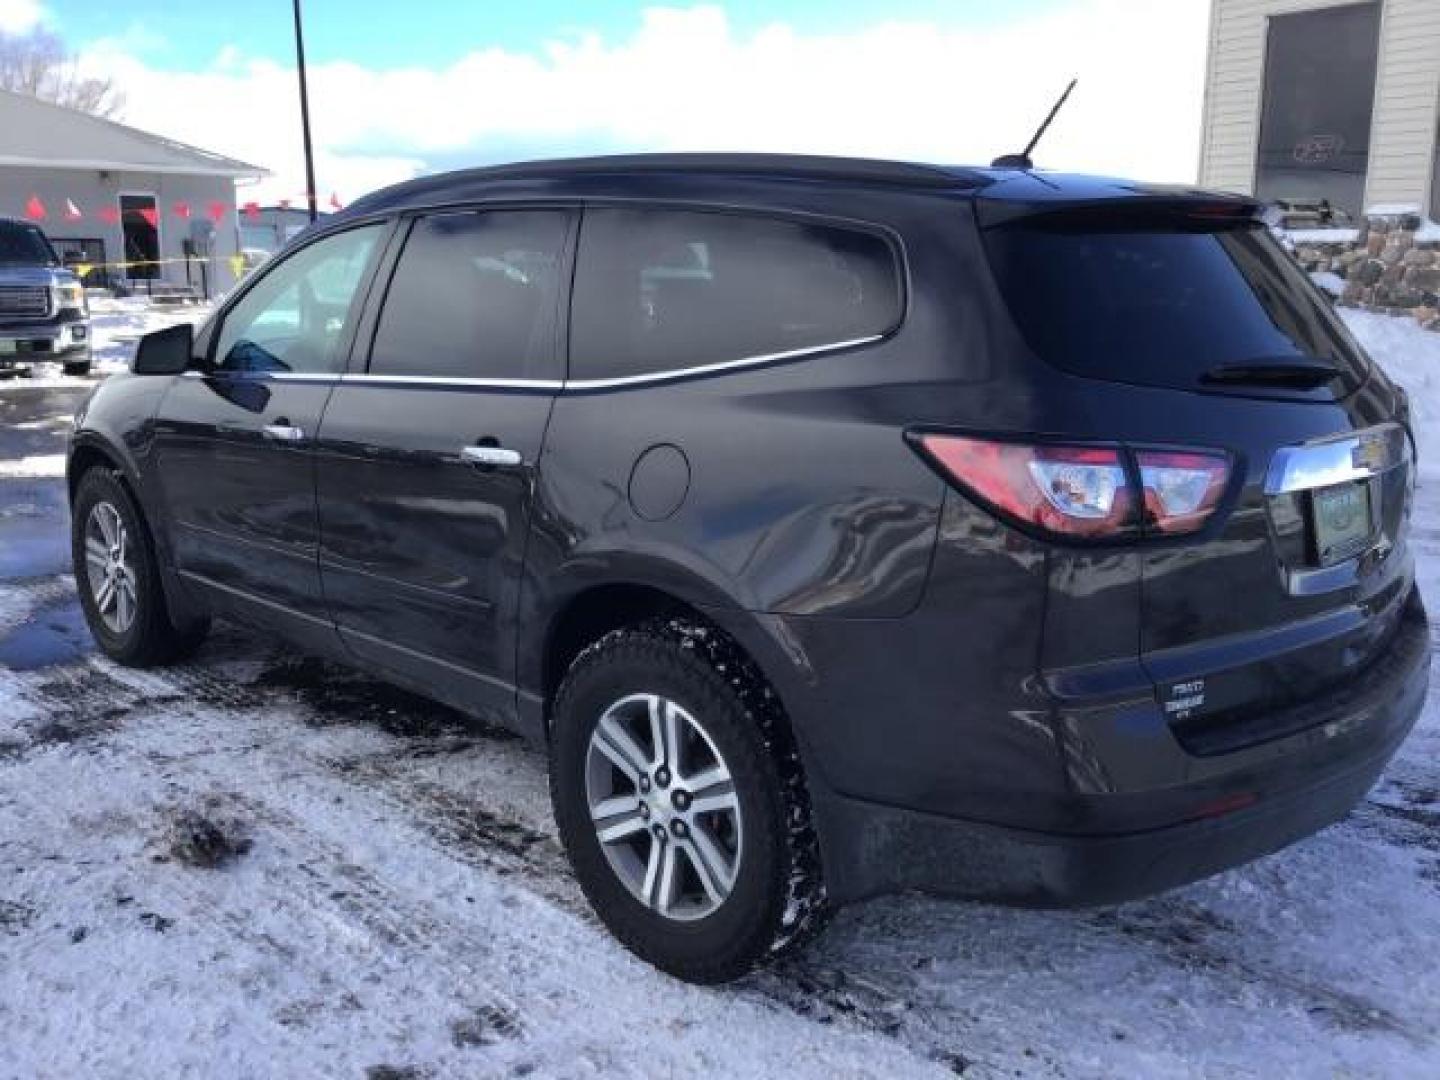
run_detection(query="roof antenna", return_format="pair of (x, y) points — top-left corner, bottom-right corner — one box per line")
(991, 78), (1077, 169)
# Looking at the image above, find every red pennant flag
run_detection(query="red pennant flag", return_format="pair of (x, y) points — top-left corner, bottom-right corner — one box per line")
(207, 200), (227, 223)
(98, 206), (121, 225)
(242, 201), (260, 221)
(329, 192), (343, 211)
(173, 201), (191, 220)
(138, 207), (158, 229)
(64, 199), (83, 221)
(24, 195), (45, 221)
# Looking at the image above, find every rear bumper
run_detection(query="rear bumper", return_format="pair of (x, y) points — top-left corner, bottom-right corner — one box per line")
(815, 587), (1428, 905)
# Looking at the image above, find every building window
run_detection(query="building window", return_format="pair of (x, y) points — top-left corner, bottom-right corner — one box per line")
(119, 194), (160, 280)
(1432, 101), (1439, 224)
(1256, 2), (1381, 219)
(50, 238), (106, 285)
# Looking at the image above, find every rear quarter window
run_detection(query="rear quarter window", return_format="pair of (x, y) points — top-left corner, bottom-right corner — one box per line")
(982, 219), (1370, 392)
(570, 208), (903, 382)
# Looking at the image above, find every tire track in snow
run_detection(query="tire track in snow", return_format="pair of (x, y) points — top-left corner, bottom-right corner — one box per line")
(23, 646), (959, 1074)
(6, 595), (1439, 1074)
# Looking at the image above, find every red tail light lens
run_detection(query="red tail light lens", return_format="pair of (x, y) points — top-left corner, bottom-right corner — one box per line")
(914, 435), (1231, 541)
(915, 435), (1134, 538)
(1135, 450), (1230, 535)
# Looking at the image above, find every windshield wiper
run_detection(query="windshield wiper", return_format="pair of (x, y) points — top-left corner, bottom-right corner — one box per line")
(1200, 358), (1341, 388)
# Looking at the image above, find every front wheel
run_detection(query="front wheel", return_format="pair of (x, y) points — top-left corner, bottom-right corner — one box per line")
(71, 468), (209, 666)
(550, 619), (827, 983)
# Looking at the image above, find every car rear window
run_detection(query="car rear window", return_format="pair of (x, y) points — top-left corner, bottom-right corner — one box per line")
(982, 218), (1370, 392)
(571, 209), (902, 382)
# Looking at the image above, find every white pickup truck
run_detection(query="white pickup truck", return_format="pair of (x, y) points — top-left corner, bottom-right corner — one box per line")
(0, 217), (92, 378)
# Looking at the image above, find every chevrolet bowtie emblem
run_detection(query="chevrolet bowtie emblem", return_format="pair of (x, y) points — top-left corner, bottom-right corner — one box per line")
(1352, 436), (1387, 472)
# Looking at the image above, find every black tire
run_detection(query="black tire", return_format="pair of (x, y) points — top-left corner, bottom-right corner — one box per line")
(550, 618), (829, 983)
(71, 467), (210, 666)
(62, 356), (92, 377)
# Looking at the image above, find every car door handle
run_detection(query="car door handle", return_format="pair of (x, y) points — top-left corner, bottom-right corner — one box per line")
(460, 444), (523, 467)
(262, 422), (307, 443)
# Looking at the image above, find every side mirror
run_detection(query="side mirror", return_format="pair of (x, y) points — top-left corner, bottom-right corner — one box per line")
(132, 323), (195, 375)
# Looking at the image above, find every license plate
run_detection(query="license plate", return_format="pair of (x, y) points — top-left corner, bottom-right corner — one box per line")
(1312, 481), (1374, 565)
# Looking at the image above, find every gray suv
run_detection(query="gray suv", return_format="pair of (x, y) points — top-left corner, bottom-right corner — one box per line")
(0, 217), (92, 377)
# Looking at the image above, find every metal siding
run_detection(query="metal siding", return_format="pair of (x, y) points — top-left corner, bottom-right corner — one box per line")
(1201, 0), (1440, 212)
(0, 164), (246, 292)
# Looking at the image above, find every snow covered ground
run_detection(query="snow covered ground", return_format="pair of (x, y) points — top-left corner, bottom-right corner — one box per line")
(1, 310), (1439, 1078)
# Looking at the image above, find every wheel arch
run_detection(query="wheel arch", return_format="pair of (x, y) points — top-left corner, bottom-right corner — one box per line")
(529, 579), (820, 767)
(68, 431), (204, 628)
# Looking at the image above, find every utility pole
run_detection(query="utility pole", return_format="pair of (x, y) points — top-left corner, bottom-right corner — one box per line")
(292, 0), (319, 223)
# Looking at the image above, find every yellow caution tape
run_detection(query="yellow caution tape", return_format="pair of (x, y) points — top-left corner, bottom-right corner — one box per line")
(67, 254), (258, 288)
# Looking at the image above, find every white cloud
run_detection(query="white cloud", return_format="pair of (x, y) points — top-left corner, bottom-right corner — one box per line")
(75, 1), (1209, 204)
(0, 0), (46, 34)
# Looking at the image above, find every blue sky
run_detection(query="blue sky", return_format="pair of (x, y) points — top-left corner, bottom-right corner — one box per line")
(51, 0), (1070, 68)
(5, 0), (1209, 202)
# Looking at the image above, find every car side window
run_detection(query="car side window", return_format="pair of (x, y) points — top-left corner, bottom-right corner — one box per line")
(368, 211), (570, 381)
(213, 224), (382, 374)
(570, 208), (903, 382)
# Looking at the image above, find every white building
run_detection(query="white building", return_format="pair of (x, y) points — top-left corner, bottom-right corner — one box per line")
(1199, 0), (1440, 221)
(0, 89), (268, 295)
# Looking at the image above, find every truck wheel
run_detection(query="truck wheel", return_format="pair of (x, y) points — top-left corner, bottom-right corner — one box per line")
(71, 468), (210, 666)
(550, 618), (828, 983)
(63, 355), (93, 377)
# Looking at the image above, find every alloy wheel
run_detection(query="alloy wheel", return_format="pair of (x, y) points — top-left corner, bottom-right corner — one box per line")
(83, 500), (138, 634)
(585, 693), (743, 921)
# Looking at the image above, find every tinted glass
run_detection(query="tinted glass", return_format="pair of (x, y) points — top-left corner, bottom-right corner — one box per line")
(1255, 2), (1380, 218)
(370, 211), (569, 381)
(215, 224), (381, 374)
(1432, 110), (1440, 223)
(572, 209), (902, 381)
(984, 220), (1370, 391)
(0, 220), (56, 265)
(119, 194), (161, 280)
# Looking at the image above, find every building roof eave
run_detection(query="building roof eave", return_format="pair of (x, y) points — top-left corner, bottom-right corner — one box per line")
(0, 155), (270, 179)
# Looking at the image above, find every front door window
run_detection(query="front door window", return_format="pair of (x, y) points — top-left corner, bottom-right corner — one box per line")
(213, 225), (382, 375)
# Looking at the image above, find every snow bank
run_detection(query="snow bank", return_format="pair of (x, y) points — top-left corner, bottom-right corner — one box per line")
(1344, 309), (1440, 476)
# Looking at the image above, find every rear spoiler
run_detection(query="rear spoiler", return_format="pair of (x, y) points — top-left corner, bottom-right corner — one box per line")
(975, 194), (1264, 231)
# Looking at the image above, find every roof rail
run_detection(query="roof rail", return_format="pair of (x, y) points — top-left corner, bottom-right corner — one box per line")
(349, 153), (985, 215)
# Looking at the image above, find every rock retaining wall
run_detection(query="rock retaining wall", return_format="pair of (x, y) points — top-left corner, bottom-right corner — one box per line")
(1289, 210), (1440, 331)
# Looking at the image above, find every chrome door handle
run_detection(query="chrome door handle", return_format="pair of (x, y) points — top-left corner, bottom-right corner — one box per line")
(262, 423), (306, 443)
(460, 444), (523, 467)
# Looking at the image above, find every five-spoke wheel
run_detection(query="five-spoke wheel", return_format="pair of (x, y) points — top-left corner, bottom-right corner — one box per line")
(70, 467), (209, 666)
(586, 693), (742, 921)
(550, 619), (827, 983)
(82, 500), (138, 634)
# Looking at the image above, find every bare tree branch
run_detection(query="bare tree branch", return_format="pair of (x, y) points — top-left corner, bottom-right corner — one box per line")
(0, 29), (125, 119)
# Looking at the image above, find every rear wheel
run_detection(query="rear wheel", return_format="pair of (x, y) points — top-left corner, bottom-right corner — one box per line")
(71, 468), (209, 666)
(62, 353), (92, 377)
(550, 619), (828, 983)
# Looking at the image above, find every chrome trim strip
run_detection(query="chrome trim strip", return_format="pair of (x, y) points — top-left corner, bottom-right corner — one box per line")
(179, 370), (342, 383)
(562, 335), (883, 390)
(1264, 422), (1408, 496)
(339, 372), (559, 389)
(176, 334), (882, 391)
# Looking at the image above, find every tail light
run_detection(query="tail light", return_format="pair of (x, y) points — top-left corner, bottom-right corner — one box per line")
(1135, 451), (1230, 534)
(912, 434), (1230, 541)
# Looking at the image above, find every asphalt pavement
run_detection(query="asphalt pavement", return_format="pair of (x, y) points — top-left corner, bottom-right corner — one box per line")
(0, 386), (92, 669)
